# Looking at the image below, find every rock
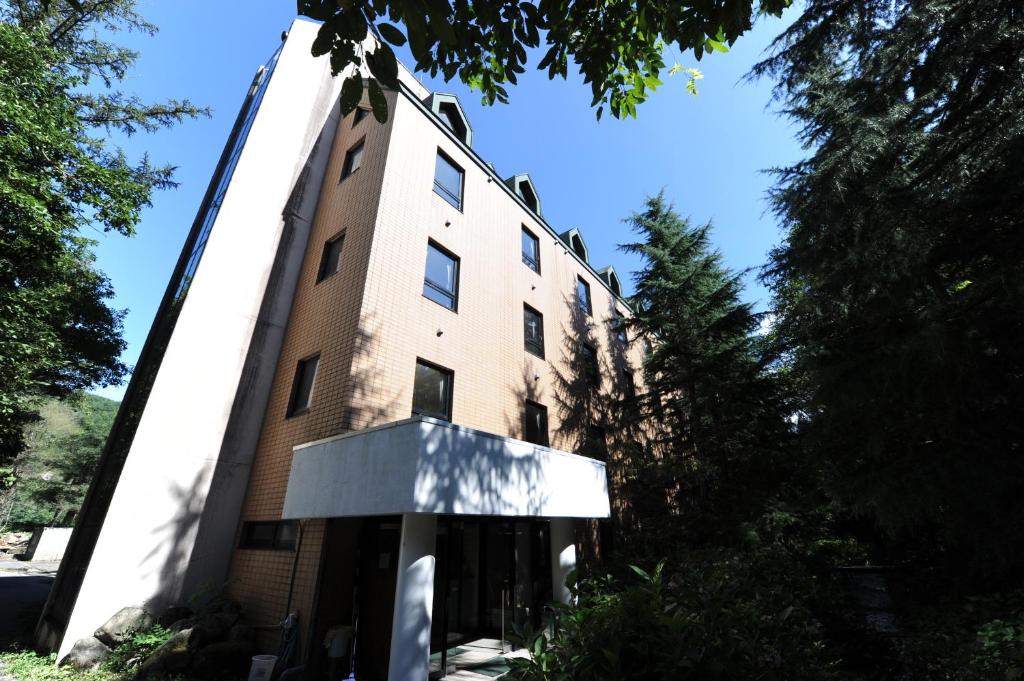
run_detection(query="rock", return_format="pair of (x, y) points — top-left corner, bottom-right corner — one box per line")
(190, 612), (238, 646)
(167, 617), (194, 632)
(227, 623), (256, 643)
(59, 636), (111, 670)
(138, 628), (194, 678)
(94, 606), (155, 646)
(157, 605), (193, 628)
(188, 640), (256, 680)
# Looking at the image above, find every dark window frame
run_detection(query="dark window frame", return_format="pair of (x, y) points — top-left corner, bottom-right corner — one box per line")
(423, 239), (460, 312)
(582, 424), (608, 462)
(523, 400), (549, 447)
(316, 232), (345, 283)
(581, 342), (599, 387)
(523, 303), (545, 359)
(286, 353), (320, 417)
(353, 107), (370, 126)
(340, 138), (365, 181)
(411, 358), (454, 421)
(239, 520), (298, 551)
(577, 276), (593, 316)
(433, 149), (464, 210)
(521, 226), (541, 274)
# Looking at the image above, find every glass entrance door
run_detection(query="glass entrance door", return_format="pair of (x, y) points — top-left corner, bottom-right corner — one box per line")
(430, 518), (552, 679)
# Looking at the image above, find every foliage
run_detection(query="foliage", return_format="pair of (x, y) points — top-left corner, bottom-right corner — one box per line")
(102, 624), (173, 675)
(617, 193), (800, 546)
(755, 0), (1024, 579)
(0, 651), (116, 681)
(0, 2), (206, 471)
(298, 0), (792, 122)
(0, 394), (119, 531)
(507, 537), (841, 681)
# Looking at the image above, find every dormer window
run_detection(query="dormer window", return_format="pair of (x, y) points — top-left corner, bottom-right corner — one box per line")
(505, 174), (542, 216)
(598, 266), (623, 297)
(424, 93), (473, 146)
(571, 234), (587, 260)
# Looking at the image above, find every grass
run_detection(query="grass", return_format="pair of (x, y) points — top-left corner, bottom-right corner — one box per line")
(0, 651), (118, 681)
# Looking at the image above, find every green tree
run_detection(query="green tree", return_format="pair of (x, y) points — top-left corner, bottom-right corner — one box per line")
(1, 393), (119, 530)
(297, 0), (791, 121)
(620, 193), (797, 545)
(0, 2), (206, 470)
(756, 0), (1024, 578)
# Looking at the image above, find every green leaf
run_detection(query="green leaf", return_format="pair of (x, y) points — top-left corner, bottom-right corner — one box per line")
(705, 38), (729, 53)
(367, 79), (388, 123)
(365, 42), (400, 88)
(630, 564), (651, 581)
(377, 23), (407, 46)
(339, 75), (363, 116)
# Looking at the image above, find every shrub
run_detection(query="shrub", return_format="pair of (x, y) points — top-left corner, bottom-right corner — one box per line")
(102, 624), (173, 674)
(507, 544), (841, 681)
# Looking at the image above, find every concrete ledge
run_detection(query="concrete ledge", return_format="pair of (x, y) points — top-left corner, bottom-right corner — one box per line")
(283, 417), (610, 519)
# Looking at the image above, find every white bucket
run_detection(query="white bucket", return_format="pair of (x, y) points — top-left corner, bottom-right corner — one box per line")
(248, 654), (277, 681)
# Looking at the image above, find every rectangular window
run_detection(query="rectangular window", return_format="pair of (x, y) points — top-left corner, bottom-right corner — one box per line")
(581, 343), (599, 387)
(624, 371), (637, 400)
(576, 276), (592, 316)
(423, 240), (459, 311)
(353, 107), (369, 126)
(412, 359), (453, 421)
(523, 304), (545, 358)
(612, 311), (626, 343)
(341, 139), (364, 180)
(582, 425), (608, 462)
(521, 227), (540, 273)
(316, 233), (344, 283)
(524, 401), (549, 447)
(433, 151), (464, 209)
(287, 353), (320, 417)
(239, 520), (298, 550)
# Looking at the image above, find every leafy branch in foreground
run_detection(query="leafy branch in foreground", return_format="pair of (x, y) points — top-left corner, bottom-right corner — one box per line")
(298, 0), (791, 122)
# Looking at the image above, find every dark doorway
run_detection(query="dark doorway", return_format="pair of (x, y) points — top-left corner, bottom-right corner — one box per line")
(354, 517), (401, 681)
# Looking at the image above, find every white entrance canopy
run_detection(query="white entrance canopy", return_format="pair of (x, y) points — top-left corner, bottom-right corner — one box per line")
(282, 416), (610, 519)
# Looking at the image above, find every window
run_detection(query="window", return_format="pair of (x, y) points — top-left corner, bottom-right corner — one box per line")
(523, 304), (545, 358)
(521, 227), (540, 273)
(423, 241), (460, 310)
(624, 371), (637, 400)
(412, 359), (453, 421)
(571, 233), (587, 261)
(581, 343), (599, 386)
(434, 151), (464, 209)
(518, 180), (539, 213)
(353, 107), (369, 126)
(611, 311), (626, 343)
(524, 401), (549, 446)
(316, 233), (344, 283)
(287, 354), (320, 417)
(582, 425), (608, 461)
(576, 276), (592, 316)
(341, 139), (364, 180)
(239, 521), (298, 550)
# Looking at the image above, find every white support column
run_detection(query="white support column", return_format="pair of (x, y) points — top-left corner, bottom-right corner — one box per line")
(388, 513), (438, 681)
(549, 518), (577, 604)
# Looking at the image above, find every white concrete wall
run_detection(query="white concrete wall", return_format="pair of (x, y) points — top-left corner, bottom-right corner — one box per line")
(27, 527), (73, 562)
(282, 417), (611, 519)
(56, 20), (350, 657)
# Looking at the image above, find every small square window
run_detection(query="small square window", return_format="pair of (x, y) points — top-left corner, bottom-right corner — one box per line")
(576, 276), (592, 316)
(353, 107), (369, 126)
(412, 359), (453, 421)
(581, 343), (599, 387)
(523, 304), (545, 359)
(240, 520), (298, 550)
(521, 227), (540, 273)
(341, 140), (364, 180)
(434, 151), (464, 210)
(524, 401), (549, 447)
(287, 354), (320, 417)
(316, 233), (344, 283)
(423, 241), (459, 311)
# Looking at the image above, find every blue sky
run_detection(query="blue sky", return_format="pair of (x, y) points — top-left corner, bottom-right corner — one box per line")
(88, 1), (803, 400)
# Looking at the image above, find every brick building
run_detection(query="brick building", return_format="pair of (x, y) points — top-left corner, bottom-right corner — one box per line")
(38, 19), (649, 681)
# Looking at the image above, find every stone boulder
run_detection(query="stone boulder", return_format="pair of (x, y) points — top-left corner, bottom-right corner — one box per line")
(190, 611), (239, 647)
(59, 636), (110, 669)
(137, 628), (195, 678)
(94, 606), (155, 646)
(157, 605), (193, 628)
(189, 640), (256, 679)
